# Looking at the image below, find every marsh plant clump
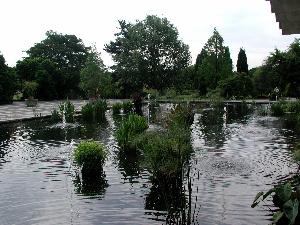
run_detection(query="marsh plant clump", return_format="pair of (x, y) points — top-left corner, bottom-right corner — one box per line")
(116, 114), (148, 152)
(112, 102), (123, 115)
(74, 140), (107, 176)
(50, 100), (75, 123)
(81, 99), (107, 122)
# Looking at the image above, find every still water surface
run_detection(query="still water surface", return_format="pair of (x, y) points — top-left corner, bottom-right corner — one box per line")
(0, 103), (298, 225)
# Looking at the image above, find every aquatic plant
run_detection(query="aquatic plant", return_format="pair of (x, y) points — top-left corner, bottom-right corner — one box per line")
(74, 140), (107, 176)
(112, 102), (123, 115)
(58, 100), (75, 123)
(271, 101), (287, 116)
(135, 126), (192, 177)
(50, 109), (60, 122)
(116, 114), (148, 151)
(93, 99), (107, 121)
(167, 104), (194, 128)
(81, 99), (107, 122)
(252, 182), (300, 225)
(122, 101), (134, 113)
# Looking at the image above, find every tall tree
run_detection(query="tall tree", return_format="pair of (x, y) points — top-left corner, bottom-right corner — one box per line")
(236, 48), (248, 74)
(80, 46), (114, 98)
(16, 57), (59, 100)
(195, 28), (233, 94)
(0, 53), (16, 103)
(26, 31), (89, 98)
(105, 15), (191, 95)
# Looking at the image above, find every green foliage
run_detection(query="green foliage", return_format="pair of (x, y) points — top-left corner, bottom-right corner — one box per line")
(59, 100), (75, 123)
(195, 28), (233, 95)
(81, 99), (107, 122)
(93, 100), (107, 121)
(116, 114), (148, 151)
(16, 57), (58, 100)
(133, 105), (193, 177)
(112, 102), (123, 115)
(26, 30), (89, 98)
(270, 101), (300, 117)
(80, 46), (114, 98)
(134, 129), (192, 177)
(252, 182), (300, 225)
(236, 48), (249, 74)
(218, 72), (254, 99)
(105, 15), (191, 94)
(254, 39), (300, 98)
(50, 109), (61, 122)
(122, 101), (134, 113)
(167, 104), (194, 128)
(0, 54), (17, 104)
(74, 141), (107, 172)
(23, 81), (39, 99)
(81, 102), (94, 121)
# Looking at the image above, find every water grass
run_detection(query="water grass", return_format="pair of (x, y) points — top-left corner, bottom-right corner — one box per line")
(74, 140), (107, 176)
(116, 114), (148, 152)
(81, 99), (107, 122)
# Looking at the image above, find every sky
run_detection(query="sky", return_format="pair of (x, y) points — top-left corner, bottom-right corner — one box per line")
(1, 0), (299, 69)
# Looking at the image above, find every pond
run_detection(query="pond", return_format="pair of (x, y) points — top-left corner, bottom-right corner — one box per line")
(0, 103), (299, 225)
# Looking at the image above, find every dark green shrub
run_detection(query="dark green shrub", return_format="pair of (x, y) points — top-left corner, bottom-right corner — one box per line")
(112, 102), (123, 115)
(81, 99), (107, 122)
(167, 104), (194, 128)
(134, 128), (192, 177)
(59, 100), (75, 123)
(116, 114), (148, 151)
(122, 101), (133, 113)
(81, 102), (94, 121)
(74, 141), (107, 176)
(50, 109), (61, 122)
(271, 101), (287, 116)
(94, 99), (107, 121)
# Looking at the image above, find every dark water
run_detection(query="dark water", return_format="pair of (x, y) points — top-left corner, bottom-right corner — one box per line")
(0, 103), (298, 225)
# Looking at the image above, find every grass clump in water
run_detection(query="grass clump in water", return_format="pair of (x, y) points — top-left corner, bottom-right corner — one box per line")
(74, 140), (107, 175)
(81, 99), (107, 122)
(112, 102), (123, 115)
(116, 114), (148, 152)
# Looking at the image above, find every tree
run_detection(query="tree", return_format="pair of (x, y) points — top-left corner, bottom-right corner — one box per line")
(105, 15), (191, 95)
(195, 28), (233, 94)
(26, 31), (89, 98)
(16, 57), (59, 100)
(0, 53), (16, 104)
(219, 72), (254, 98)
(80, 47), (114, 98)
(236, 48), (248, 74)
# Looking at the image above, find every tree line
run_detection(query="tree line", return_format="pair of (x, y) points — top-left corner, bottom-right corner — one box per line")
(0, 15), (299, 104)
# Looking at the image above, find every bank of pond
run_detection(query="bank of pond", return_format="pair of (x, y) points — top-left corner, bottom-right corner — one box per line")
(0, 100), (300, 224)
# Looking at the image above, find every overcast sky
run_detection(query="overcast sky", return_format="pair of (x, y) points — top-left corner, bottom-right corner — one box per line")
(1, 0), (299, 69)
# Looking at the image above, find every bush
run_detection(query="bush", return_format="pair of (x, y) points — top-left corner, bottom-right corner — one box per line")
(167, 104), (194, 128)
(122, 101), (134, 113)
(271, 101), (287, 116)
(59, 100), (75, 123)
(112, 102), (123, 115)
(93, 99), (107, 121)
(50, 109), (61, 122)
(23, 81), (38, 99)
(74, 141), (107, 175)
(116, 114), (148, 151)
(134, 126), (192, 177)
(81, 99), (107, 122)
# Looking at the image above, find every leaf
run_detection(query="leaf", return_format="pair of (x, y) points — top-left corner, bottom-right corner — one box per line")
(276, 183), (292, 203)
(283, 199), (299, 225)
(272, 211), (284, 223)
(251, 191), (264, 208)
